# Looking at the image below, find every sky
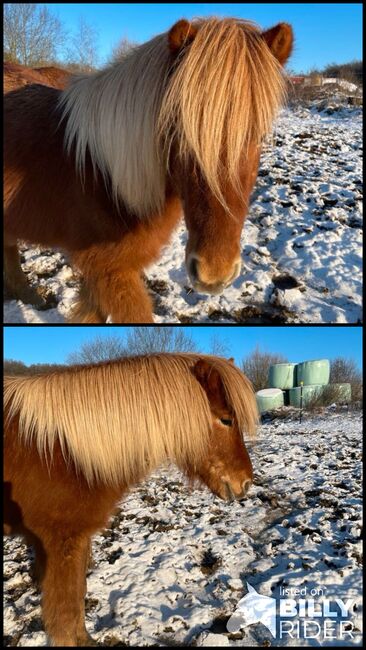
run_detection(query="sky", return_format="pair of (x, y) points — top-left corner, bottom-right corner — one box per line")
(44, 3), (362, 73)
(4, 326), (363, 370)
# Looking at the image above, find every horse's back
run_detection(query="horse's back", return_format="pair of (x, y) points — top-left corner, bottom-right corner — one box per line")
(4, 62), (70, 93)
(4, 62), (44, 93)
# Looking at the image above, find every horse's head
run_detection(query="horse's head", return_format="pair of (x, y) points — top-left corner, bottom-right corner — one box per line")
(162, 18), (293, 293)
(187, 358), (256, 501)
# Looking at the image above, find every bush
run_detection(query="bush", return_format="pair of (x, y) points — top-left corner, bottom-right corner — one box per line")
(241, 345), (288, 393)
(304, 384), (349, 410)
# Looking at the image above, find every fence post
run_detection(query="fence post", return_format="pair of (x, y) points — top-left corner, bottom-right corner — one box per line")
(299, 381), (304, 423)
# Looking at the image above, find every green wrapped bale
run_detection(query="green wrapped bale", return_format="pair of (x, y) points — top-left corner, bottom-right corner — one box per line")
(331, 383), (352, 403)
(256, 388), (284, 413)
(269, 363), (297, 390)
(289, 384), (324, 407)
(296, 359), (330, 386)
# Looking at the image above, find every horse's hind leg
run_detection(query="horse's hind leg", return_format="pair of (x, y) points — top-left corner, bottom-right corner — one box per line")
(4, 245), (44, 307)
(41, 533), (95, 646)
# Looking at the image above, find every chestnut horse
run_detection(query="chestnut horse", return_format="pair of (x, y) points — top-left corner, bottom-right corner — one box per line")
(4, 353), (258, 646)
(4, 18), (293, 322)
(4, 61), (70, 93)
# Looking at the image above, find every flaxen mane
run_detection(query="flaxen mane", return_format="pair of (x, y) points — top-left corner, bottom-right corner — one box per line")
(58, 18), (287, 217)
(4, 354), (258, 487)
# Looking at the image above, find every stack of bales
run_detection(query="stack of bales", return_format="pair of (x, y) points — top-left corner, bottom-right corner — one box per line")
(256, 359), (351, 414)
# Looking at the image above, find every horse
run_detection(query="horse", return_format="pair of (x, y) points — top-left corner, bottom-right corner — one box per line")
(4, 18), (293, 322)
(4, 353), (258, 646)
(4, 61), (70, 93)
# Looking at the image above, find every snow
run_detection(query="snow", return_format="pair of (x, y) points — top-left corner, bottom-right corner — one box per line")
(4, 409), (362, 646)
(4, 104), (362, 324)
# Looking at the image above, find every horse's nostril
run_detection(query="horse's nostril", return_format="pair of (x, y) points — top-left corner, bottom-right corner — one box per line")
(189, 257), (199, 281)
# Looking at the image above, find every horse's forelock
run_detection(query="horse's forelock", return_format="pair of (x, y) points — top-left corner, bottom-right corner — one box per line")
(158, 17), (288, 212)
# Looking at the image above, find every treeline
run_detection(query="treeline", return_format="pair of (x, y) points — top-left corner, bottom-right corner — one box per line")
(4, 359), (66, 375)
(307, 60), (363, 86)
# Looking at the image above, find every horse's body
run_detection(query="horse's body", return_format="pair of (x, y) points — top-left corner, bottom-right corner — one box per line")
(4, 18), (293, 322)
(4, 61), (70, 93)
(4, 353), (258, 646)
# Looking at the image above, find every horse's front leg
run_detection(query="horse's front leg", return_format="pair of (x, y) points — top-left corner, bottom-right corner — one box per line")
(41, 533), (93, 647)
(69, 261), (154, 324)
(70, 197), (182, 323)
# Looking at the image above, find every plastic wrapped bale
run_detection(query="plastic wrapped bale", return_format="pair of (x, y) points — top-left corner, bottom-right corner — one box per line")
(289, 385), (324, 408)
(331, 383), (352, 404)
(296, 359), (330, 386)
(256, 388), (284, 413)
(269, 363), (297, 389)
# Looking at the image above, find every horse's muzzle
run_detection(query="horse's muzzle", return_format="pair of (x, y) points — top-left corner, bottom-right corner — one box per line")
(187, 256), (241, 294)
(222, 478), (252, 502)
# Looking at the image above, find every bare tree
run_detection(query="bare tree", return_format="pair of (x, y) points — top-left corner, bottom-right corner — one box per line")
(209, 334), (230, 357)
(241, 345), (288, 393)
(67, 327), (199, 365)
(67, 335), (127, 365)
(124, 327), (198, 355)
(66, 16), (99, 72)
(4, 3), (66, 65)
(108, 36), (137, 63)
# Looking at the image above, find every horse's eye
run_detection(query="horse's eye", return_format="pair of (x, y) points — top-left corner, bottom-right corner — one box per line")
(220, 418), (233, 427)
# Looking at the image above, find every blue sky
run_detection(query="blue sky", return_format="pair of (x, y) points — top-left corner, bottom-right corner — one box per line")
(44, 3), (362, 73)
(4, 326), (362, 370)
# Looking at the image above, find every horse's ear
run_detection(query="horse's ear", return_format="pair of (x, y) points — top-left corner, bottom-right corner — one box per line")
(228, 357), (234, 364)
(191, 359), (222, 397)
(168, 19), (198, 53)
(262, 23), (293, 66)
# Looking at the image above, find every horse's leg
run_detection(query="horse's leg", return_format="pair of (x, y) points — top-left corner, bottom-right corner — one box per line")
(70, 254), (154, 324)
(4, 245), (44, 306)
(41, 534), (94, 647)
(76, 536), (97, 646)
(69, 281), (105, 324)
(95, 271), (154, 324)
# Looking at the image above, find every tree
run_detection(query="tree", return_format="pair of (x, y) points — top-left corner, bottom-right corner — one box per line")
(67, 327), (199, 365)
(66, 16), (99, 72)
(124, 327), (198, 355)
(209, 334), (230, 357)
(108, 36), (137, 63)
(330, 357), (362, 402)
(4, 3), (66, 66)
(4, 359), (28, 375)
(67, 335), (127, 365)
(241, 345), (288, 393)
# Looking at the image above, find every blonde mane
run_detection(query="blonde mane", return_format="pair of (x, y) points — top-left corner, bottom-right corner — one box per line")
(4, 354), (258, 487)
(58, 18), (287, 218)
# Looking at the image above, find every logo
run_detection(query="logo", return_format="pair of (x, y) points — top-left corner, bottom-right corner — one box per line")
(227, 583), (276, 636)
(227, 582), (358, 641)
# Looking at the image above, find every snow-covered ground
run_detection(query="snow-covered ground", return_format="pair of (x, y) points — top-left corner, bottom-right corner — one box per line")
(4, 408), (362, 646)
(4, 103), (362, 324)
